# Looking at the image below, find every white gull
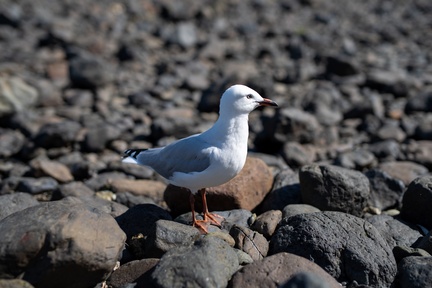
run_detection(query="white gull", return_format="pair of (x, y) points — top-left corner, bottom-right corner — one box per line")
(123, 84), (278, 232)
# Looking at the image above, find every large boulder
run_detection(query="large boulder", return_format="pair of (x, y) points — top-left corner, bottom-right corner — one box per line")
(0, 199), (126, 288)
(270, 211), (397, 287)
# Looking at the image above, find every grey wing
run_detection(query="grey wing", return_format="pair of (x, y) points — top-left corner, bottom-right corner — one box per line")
(136, 134), (213, 179)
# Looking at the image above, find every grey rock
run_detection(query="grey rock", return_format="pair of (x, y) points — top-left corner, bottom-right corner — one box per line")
(300, 165), (370, 217)
(69, 54), (115, 89)
(412, 229), (432, 255)
(405, 90), (432, 113)
(115, 204), (172, 240)
(365, 169), (405, 211)
(107, 258), (159, 288)
(393, 246), (431, 263)
(368, 139), (401, 160)
(0, 192), (39, 221)
(282, 142), (316, 168)
(400, 175), (432, 230)
(0, 76), (38, 116)
(396, 256), (432, 288)
(367, 214), (422, 248)
(279, 272), (331, 288)
(260, 168), (301, 212)
(282, 204), (320, 220)
(378, 161), (429, 186)
(0, 199), (126, 288)
(151, 236), (239, 288)
(0, 129), (25, 157)
(270, 211), (397, 287)
(325, 54), (360, 76)
(229, 252), (340, 288)
(230, 225), (269, 261)
(334, 149), (376, 170)
(251, 210), (282, 238)
(144, 219), (201, 258)
(16, 177), (58, 195)
(84, 171), (128, 191)
(34, 121), (81, 148)
(114, 191), (156, 208)
(52, 181), (94, 200)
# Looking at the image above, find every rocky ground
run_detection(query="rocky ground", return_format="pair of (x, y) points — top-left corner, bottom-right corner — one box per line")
(0, 0), (432, 287)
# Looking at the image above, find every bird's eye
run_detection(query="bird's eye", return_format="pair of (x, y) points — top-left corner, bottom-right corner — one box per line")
(246, 94), (253, 99)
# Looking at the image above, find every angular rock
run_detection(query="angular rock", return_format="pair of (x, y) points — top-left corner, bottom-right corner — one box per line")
(367, 214), (422, 248)
(365, 169), (405, 211)
(0, 193), (39, 221)
(107, 258), (159, 288)
(412, 229), (432, 255)
(164, 157), (273, 216)
(144, 219), (201, 258)
(396, 256), (432, 288)
(251, 210), (282, 238)
(299, 165), (370, 217)
(115, 204), (172, 240)
(230, 225), (269, 261)
(229, 252), (340, 288)
(0, 199), (126, 288)
(151, 236), (239, 288)
(400, 175), (432, 230)
(259, 168), (301, 212)
(270, 211), (397, 287)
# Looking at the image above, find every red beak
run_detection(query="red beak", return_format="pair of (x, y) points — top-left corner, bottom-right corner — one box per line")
(259, 98), (278, 107)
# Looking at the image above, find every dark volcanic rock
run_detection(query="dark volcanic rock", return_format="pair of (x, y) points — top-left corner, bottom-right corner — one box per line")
(270, 211), (396, 287)
(396, 256), (432, 288)
(229, 252), (340, 288)
(0, 192), (39, 221)
(260, 168), (301, 212)
(107, 258), (159, 288)
(151, 236), (239, 288)
(34, 121), (81, 148)
(115, 204), (172, 240)
(365, 168), (405, 211)
(144, 219), (200, 258)
(367, 214), (422, 248)
(299, 164), (370, 217)
(0, 199), (126, 288)
(400, 175), (432, 230)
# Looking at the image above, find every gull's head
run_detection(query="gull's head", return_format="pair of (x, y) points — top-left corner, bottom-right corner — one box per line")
(220, 84), (278, 116)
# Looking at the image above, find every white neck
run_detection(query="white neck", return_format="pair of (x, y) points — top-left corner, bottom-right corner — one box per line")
(202, 111), (249, 147)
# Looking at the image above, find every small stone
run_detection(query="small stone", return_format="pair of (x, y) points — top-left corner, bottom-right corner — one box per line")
(0, 129), (25, 157)
(30, 159), (74, 183)
(251, 210), (282, 238)
(282, 204), (320, 220)
(0, 76), (39, 116)
(230, 225), (269, 261)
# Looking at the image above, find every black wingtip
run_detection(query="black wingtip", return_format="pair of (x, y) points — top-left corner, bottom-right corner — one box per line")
(123, 149), (148, 159)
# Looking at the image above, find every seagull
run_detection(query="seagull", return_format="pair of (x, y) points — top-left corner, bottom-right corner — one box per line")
(123, 84), (278, 233)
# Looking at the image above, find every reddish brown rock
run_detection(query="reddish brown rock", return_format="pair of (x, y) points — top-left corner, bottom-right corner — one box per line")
(164, 157), (274, 216)
(30, 159), (74, 183)
(378, 161), (429, 186)
(229, 252), (340, 288)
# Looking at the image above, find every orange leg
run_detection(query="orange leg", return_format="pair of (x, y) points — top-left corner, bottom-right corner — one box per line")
(189, 189), (225, 233)
(200, 188), (224, 226)
(189, 192), (209, 233)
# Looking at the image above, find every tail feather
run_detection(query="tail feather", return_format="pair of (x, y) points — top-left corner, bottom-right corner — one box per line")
(122, 149), (148, 164)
